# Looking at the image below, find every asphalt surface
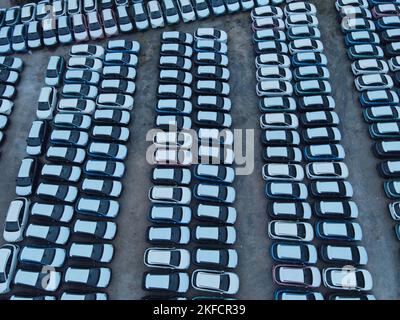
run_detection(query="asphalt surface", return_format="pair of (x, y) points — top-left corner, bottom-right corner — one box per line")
(0, 0), (398, 300)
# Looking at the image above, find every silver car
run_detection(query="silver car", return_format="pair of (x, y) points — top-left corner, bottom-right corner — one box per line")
(30, 202), (74, 223)
(25, 224), (70, 245)
(75, 197), (120, 218)
(69, 243), (114, 263)
(73, 219), (117, 240)
(3, 198), (30, 243)
(0, 244), (19, 294)
(144, 247), (190, 270)
(149, 186), (191, 205)
(64, 267), (111, 288)
(192, 269), (239, 295)
(19, 246), (66, 268)
(13, 269), (61, 292)
(193, 226), (236, 244)
(81, 178), (122, 198)
(268, 220), (314, 242)
(147, 226), (190, 244)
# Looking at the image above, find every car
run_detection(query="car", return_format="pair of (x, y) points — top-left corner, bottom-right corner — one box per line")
(195, 52), (229, 67)
(193, 226), (236, 244)
(252, 17), (285, 31)
(0, 244), (19, 294)
(177, 0), (196, 22)
(155, 115), (192, 130)
(256, 66), (292, 82)
(303, 127), (341, 144)
(53, 113), (92, 131)
(267, 202), (312, 220)
(310, 181), (353, 199)
(384, 181), (400, 199)
(69, 243), (114, 263)
(369, 122), (400, 139)
(251, 5), (283, 20)
(30, 202), (74, 223)
(351, 59), (389, 76)
(57, 16), (74, 45)
(147, 0), (165, 28)
(71, 13), (89, 42)
(25, 224), (70, 245)
(293, 66), (330, 81)
(144, 247), (190, 270)
(321, 245), (367, 266)
(274, 290), (324, 301)
(143, 272), (189, 293)
(67, 0), (81, 15)
(13, 269), (61, 292)
(87, 142), (127, 161)
(147, 226), (190, 244)
(161, 0), (180, 25)
(191, 270), (239, 295)
(261, 130), (300, 146)
(3, 197), (30, 243)
(195, 204), (236, 224)
(0, 56), (23, 72)
(58, 98), (96, 115)
(19, 246), (66, 268)
(344, 31), (380, 47)
(107, 40), (140, 54)
(0, 26), (12, 54)
(263, 146), (302, 163)
(16, 157), (39, 196)
(0, 99), (13, 115)
(64, 267), (111, 288)
(156, 99), (192, 115)
(0, 114), (7, 130)
(84, 0), (97, 13)
(194, 164), (234, 184)
(84, 159), (125, 179)
(273, 265), (321, 288)
(298, 95), (335, 111)
(73, 219), (116, 240)
(194, 28), (227, 43)
(197, 128), (233, 146)
(87, 11), (105, 40)
(45, 56), (65, 87)
(131, 2), (150, 31)
(209, 0), (226, 15)
(271, 243), (317, 264)
(193, 248), (237, 269)
(62, 84), (98, 100)
(11, 24), (28, 53)
(195, 111), (231, 128)
(391, 56), (400, 72)
(260, 113), (298, 130)
(90, 125), (130, 143)
(68, 57), (103, 72)
(360, 89), (399, 107)
(306, 162), (349, 180)
(193, 184), (235, 204)
(255, 53), (291, 69)
(42, 18), (58, 47)
(347, 44), (384, 60)
(161, 32), (193, 46)
(36, 183), (78, 203)
(60, 292), (108, 300)
(301, 111), (339, 127)
(294, 80), (331, 96)
(314, 200), (358, 219)
(161, 43), (193, 58)
(265, 182), (308, 200)
(53, 0), (66, 17)
(159, 56), (192, 71)
(195, 80), (229, 96)
(340, 6), (372, 19)
(376, 16), (400, 30)
(268, 220), (313, 242)
(159, 70), (192, 85)
(5, 6), (21, 26)
(335, 0), (368, 12)
(116, 5), (133, 33)
(192, 0), (210, 19)
(20, 3), (36, 23)
(262, 163), (304, 181)
(158, 84), (192, 100)
(323, 267), (373, 291)
(364, 106), (400, 123)
(151, 168), (191, 185)
(372, 3), (400, 18)
(102, 65), (136, 80)
(93, 109), (130, 126)
(254, 41), (288, 55)
(341, 17), (375, 33)
(382, 28), (400, 44)
(0, 84), (15, 100)
(354, 74), (393, 92)
(148, 186), (191, 205)
(41, 163), (81, 183)
(100, 79), (136, 95)
(379, 160), (400, 178)
(253, 29), (286, 42)
(36, 87), (57, 120)
(197, 146), (234, 165)
(0, 68), (19, 86)
(374, 140), (400, 158)
(26, 121), (47, 156)
(285, 1), (316, 16)
(257, 81), (293, 97)
(195, 95), (231, 112)
(104, 52), (138, 67)
(50, 129), (89, 147)
(102, 8), (119, 37)
(75, 196), (122, 218)
(96, 94), (134, 111)
(149, 205), (191, 225)
(285, 13), (319, 28)
(316, 221), (362, 241)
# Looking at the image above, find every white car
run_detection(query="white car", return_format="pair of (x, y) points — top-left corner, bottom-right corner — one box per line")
(60, 292), (108, 300)
(193, 0), (210, 19)
(16, 157), (38, 196)
(193, 226), (236, 244)
(42, 18), (58, 47)
(36, 183), (78, 203)
(0, 244), (19, 294)
(132, 2), (150, 30)
(73, 219), (117, 240)
(177, 0), (196, 22)
(0, 56), (23, 72)
(19, 246), (66, 268)
(257, 81), (293, 97)
(0, 99), (13, 115)
(196, 204), (236, 224)
(116, 5), (133, 33)
(102, 8), (119, 37)
(147, 0), (165, 28)
(158, 84), (192, 99)
(41, 164), (82, 183)
(76, 196), (121, 218)
(25, 224), (70, 245)
(87, 142), (128, 161)
(57, 98), (96, 115)
(96, 93), (134, 111)
(162, 0), (180, 24)
(192, 269), (239, 295)
(57, 16), (74, 44)
(64, 267), (111, 288)
(68, 57), (103, 72)
(107, 40), (140, 54)
(69, 243), (114, 263)
(153, 131), (193, 149)
(13, 269), (61, 292)
(36, 86), (57, 120)
(351, 59), (389, 76)
(268, 220), (314, 242)
(323, 267), (373, 291)
(306, 162), (349, 180)
(262, 163), (304, 181)
(198, 145), (234, 164)
(86, 11), (105, 40)
(147, 226), (191, 244)
(149, 186), (192, 205)
(3, 198), (30, 243)
(46, 146), (86, 164)
(354, 74), (393, 92)
(30, 202), (74, 223)
(72, 14), (89, 42)
(144, 247), (190, 270)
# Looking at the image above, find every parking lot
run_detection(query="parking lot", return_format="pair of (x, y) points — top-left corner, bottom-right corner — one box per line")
(0, 0), (399, 299)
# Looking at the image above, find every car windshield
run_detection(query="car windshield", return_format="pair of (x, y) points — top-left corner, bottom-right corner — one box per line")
(170, 251), (180, 267)
(56, 186), (68, 199)
(220, 274), (230, 291)
(0, 38), (9, 45)
(89, 22), (100, 29)
(88, 268), (100, 285)
(99, 201), (110, 213)
(42, 249), (56, 264)
(0, 272), (5, 283)
(17, 177), (31, 187)
(104, 19), (115, 28)
(75, 24), (86, 33)
(173, 188), (182, 201)
(5, 221), (19, 232)
(95, 222), (106, 237)
(91, 245), (103, 260)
